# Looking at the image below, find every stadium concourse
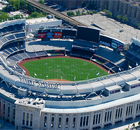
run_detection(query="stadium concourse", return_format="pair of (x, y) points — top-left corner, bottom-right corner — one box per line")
(1, 18), (140, 130)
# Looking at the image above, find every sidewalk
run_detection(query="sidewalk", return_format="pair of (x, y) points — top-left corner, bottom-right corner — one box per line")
(0, 119), (14, 130)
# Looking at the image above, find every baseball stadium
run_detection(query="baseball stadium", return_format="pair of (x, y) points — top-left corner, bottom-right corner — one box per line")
(0, 15), (140, 130)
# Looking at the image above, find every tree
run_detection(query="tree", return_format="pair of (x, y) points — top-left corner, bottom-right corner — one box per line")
(107, 12), (112, 17)
(0, 12), (8, 21)
(67, 12), (75, 17)
(2, 5), (14, 12)
(87, 11), (93, 15)
(93, 10), (97, 14)
(117, 15), (122, 21)
(82, 12), (86, 15)
(8, 16), (13, 20)
(103, 9), (107, 14)
(14, 15), (21, 19)
(39, 0), (45, 4)
(55, 15), (59, 19)
(138, 121), (140, 127)
(132, 123), (135, 128)
(30, 12), (40, 18)
(76, 10), (80, 16)
(137, 23), (140, 29)
(27, 11), (45, 19)
(9, 0), (20, 10)
(20, 0), (26, 8)
(122, 15), (128, 23)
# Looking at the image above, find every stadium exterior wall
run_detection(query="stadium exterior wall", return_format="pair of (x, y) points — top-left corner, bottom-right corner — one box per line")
(26, 20), (62, 33)
(1, 92), (140, 130)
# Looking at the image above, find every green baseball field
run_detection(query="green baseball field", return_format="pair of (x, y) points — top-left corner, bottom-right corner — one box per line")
(22, 57), (108, 81)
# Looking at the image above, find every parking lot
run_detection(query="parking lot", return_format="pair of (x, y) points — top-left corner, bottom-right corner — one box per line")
(73, 13), (140, 44)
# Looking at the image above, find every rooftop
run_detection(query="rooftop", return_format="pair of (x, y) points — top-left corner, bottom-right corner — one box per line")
(26, 17), (59, 25)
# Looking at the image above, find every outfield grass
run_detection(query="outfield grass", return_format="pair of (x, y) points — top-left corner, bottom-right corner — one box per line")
(23, 57), (108, 81)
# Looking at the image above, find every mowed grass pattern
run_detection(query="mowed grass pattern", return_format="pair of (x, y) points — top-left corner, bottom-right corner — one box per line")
(23, 57), (108, 81)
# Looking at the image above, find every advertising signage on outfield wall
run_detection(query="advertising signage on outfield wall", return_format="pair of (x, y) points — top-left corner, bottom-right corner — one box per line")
(99, 35), (124, 51)
(99, 35), (112, 47)
(76, 26), (100, 43)
(54, 32), (62, 38)
(111, 39), (124, 51)
(38, 32), (46, 39)
(62, 30), (76, 39)
(46, 32), (54, 38)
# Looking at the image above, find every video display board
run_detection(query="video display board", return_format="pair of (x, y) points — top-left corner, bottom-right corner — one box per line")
(99, 35), (112, 47)
(111, 39), (124, 51)
(76, 26), (100, 43)
(38, 29), (49, 33)
(54, 32), (62, 38)
(99, 34), (124, 51)
(38, 32), (46, 39)
(62, 30), (76, 39)
(46, 32), (54, 38)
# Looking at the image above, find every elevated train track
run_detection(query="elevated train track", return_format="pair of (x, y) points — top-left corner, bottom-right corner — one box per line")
(25, 0), (86, 28)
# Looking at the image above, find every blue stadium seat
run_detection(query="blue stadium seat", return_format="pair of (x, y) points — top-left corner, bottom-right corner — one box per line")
(11, 47), (17, 52)
(26, 52), (37, 57)
(19, 52), (29, 59)
(14, 24), (24, 31)
(6, 48), (13, 53)
(125, 52), (135, 59)
(104, 62), (115, 68)
(72, 45), (95, 57)
(8, 56), (17, 61)
(0, 40), (3, 46)
(1, 41), (25, 51)
(6, 25), (15, 32)
(18, 41), (25, 50)
(129, 43), (139, 53)
(112, 66), (119, 72)
(6, 35), (15, 41)
(14, 32), (25, 39)
(132, 56), (140, 63)
(0, 28), (7, 33)
(121, 60), (129, 70)
(3, 49), (10, 55)
(1, 37), (7, 43)
(36, 51), (46, 56)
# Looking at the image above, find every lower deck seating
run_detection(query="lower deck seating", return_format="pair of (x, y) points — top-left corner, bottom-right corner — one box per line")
(71, 48), (95, 58)
(125, 51), (135, 59)
(111, 66), (119, 72)
(26, 52), (37, 57)
(104, 62), (115, 68)
(36, 51), (46, 56)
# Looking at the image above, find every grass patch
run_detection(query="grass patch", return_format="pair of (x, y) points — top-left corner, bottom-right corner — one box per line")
(23, 57), (108, 81)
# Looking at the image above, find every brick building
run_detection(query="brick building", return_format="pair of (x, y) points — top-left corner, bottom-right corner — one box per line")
(49, 0), (140, 25)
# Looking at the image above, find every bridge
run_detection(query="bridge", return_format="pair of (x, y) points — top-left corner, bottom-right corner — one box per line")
(25, 0), (86, 28)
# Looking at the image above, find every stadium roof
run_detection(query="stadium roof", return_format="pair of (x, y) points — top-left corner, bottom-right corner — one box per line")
(126, 80), (140, 86)
(131, 37), (140, 47)
(105, 85), (121, 91)
(41, 93), (140, 113)
(26, 17), (59, 25)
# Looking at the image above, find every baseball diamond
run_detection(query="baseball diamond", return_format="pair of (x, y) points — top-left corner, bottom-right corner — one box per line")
(22, 57), (108, 81)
